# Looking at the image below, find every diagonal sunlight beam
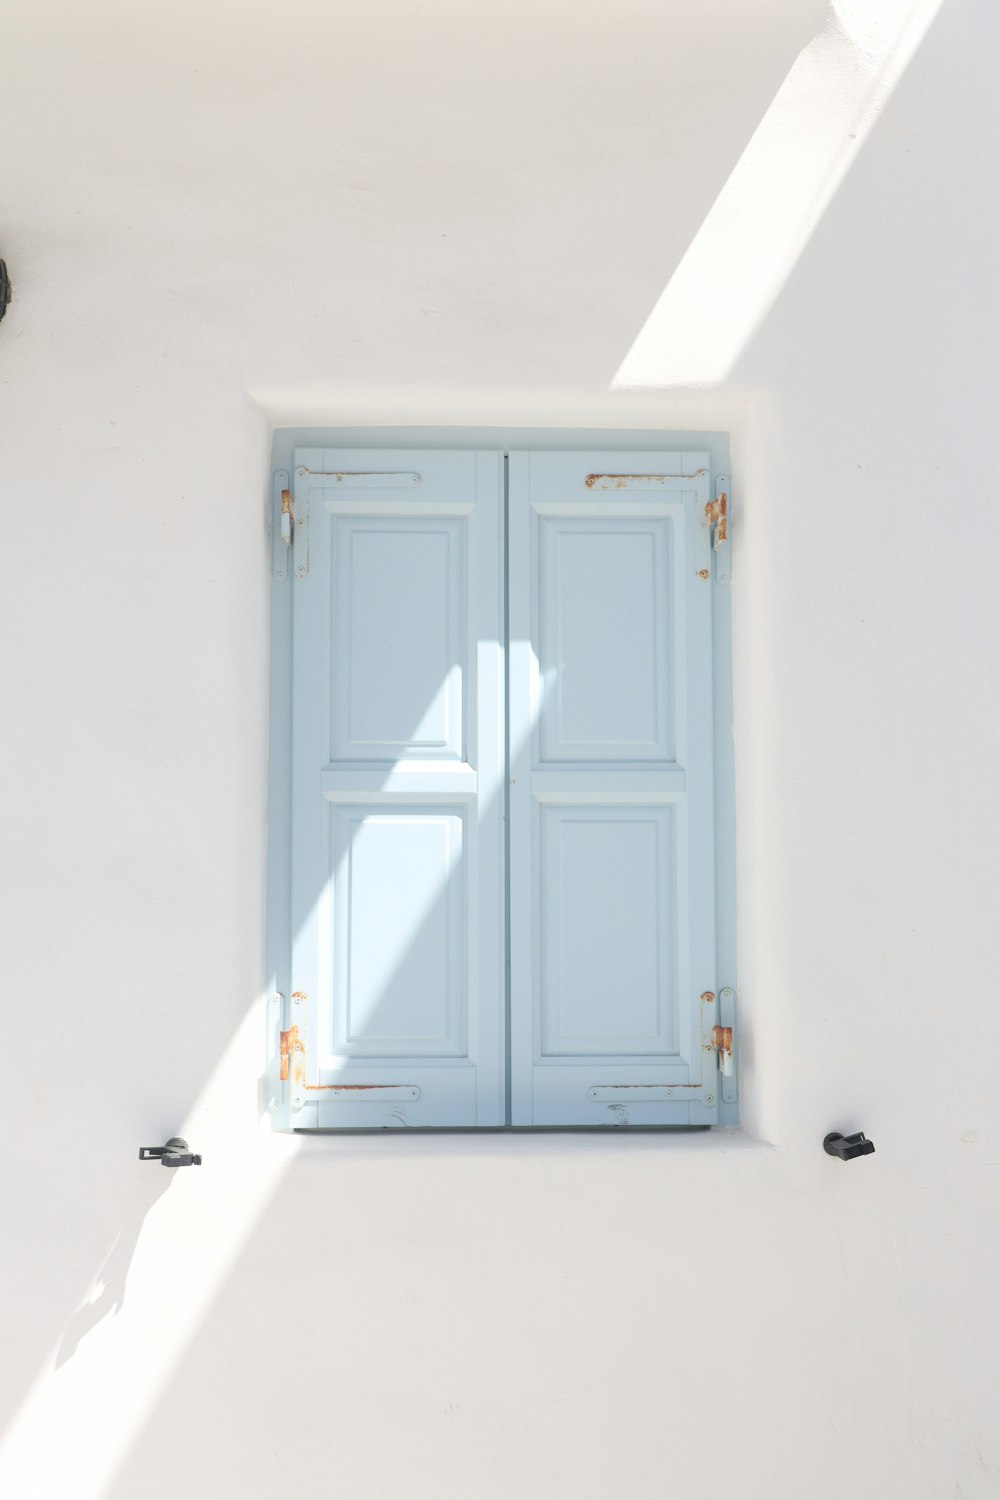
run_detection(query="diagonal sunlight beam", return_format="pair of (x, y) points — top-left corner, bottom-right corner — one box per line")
(613, 0), (944, 390)
(0, 645), (527, 1498)
(0, 1002), (302, 1500)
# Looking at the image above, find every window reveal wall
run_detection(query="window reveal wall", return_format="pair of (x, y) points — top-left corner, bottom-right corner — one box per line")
(270, 446), (733, 1128)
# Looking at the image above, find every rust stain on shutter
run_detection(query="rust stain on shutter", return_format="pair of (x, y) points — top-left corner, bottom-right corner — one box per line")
(705, 491), (728, 545)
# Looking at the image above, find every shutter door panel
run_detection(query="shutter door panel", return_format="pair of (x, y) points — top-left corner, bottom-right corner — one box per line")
(289, 449), (504, 1127)
(509, 451), (719, 1126)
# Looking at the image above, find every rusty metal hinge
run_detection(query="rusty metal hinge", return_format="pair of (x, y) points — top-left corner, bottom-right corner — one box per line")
(279, 1022), (304, 1086)
(711, 1025), (734, 1073)
(272, 469), (308, 580)
(705, 490), (727, 547)
(712, 987), (737, 1102)
(272, 471), (290, 581)
(706, 474), (731, 584)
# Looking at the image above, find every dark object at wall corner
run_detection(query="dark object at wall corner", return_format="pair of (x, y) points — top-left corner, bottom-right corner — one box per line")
(0, 261), (10, 322)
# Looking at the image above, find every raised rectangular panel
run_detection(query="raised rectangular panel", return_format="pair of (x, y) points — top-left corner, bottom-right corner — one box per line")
(538, 519), (673, 762)
(331, 808), (466, 1057)
(331, 519), (465, 762)
(539, 806), (676, 1057)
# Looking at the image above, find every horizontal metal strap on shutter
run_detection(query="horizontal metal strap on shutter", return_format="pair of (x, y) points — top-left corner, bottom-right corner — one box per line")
(299, 469), (422, 487)
(583, 470), (707, 489)
(589, 1085), (701, 1101)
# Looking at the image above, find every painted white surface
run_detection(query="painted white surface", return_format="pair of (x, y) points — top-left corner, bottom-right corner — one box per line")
(1, 1), (999, 1497)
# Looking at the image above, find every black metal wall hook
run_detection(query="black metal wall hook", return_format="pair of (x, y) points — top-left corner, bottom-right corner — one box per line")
(824, 1130), (874, 1161)
(0, 261), (10, 323)
(139, 1137), (202, 1168)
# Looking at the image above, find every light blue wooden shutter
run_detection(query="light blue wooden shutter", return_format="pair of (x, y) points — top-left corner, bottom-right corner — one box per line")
(508, 452), (720, 1125)
(288, 449), (505, 1127)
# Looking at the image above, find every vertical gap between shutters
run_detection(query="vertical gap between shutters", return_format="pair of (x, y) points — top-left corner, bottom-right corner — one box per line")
(503, 452), (513, 1125)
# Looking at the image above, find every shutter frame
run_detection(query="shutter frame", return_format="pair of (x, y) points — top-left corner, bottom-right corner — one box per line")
(286, 448), (505, 1128)
(508, 451), (720, 1126)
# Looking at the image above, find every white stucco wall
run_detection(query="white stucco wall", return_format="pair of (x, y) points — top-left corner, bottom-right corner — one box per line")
(2, 1), (998, 1496)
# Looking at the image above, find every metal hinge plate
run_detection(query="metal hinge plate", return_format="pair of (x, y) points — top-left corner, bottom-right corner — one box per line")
(706, 474), (731, 584)
(716, 987), (737, 1102)
(274, 468), (311, 580)
(292, 466), (309, 578)
(272, 471), (290, 581)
